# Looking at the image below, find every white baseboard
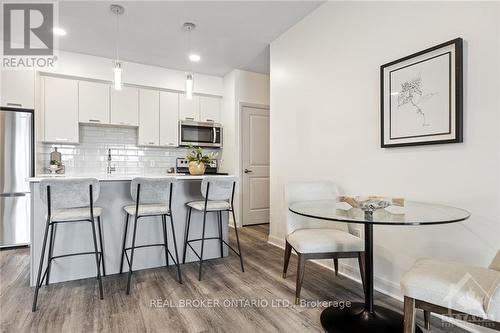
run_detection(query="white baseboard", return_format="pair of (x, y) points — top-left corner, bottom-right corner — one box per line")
(266, 236), (485, 333)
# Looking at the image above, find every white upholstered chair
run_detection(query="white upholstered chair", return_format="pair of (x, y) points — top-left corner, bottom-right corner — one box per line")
(401, 250), (500, 332)
(283, 181), (365, 304)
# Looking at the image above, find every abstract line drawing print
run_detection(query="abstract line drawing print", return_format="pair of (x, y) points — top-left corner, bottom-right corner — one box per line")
(397, 74), (438, 127)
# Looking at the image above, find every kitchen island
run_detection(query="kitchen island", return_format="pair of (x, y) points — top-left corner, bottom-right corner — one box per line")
(28, 174), (234, 286)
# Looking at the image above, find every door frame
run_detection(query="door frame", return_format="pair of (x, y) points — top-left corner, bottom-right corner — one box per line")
(238, 102), (270, 227)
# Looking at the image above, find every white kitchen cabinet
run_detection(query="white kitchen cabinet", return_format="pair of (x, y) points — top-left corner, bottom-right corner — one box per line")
(199, 96), (221, 123)
(110, 86), (139, 126)
(1, 69), (35, 109)
(138, 89), (160, 146)
(179, 94), (200, 121)
(159, 91), (179, 147)
(78, 81), (110, 124)
(43, 76), (79, 143)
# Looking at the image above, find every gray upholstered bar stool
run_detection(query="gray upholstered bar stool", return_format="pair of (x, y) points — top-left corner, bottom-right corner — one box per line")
(32, 178), (105, 312)
(182, 176), (244, 281)
(119, 177), (182, 295)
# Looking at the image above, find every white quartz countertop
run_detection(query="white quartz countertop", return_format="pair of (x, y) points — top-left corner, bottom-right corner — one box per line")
(27, 174), (235, 183)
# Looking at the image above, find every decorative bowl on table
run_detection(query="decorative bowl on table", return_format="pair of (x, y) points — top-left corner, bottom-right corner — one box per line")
(337, 195), (404, 212)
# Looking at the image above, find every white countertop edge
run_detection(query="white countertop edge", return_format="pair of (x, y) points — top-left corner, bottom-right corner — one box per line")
(27, 174), (236, 183)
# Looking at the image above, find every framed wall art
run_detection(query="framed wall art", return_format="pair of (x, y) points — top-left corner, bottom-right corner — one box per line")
(380, 38), (463, 148)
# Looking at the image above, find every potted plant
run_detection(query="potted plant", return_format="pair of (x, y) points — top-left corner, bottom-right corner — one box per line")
(49, 160), (61, 174)
(186, 145), (217, 175)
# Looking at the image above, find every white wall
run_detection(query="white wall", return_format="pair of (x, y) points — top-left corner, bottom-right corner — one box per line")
(270, 0), (500, 298)
(41, 50), (223, 96)
(221, 69), (270, 225)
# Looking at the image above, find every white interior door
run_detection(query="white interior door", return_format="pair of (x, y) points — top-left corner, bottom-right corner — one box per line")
(241, 106), (270, 226)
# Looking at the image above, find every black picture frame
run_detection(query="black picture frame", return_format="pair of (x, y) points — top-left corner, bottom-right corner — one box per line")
(380, 38), (463, 148)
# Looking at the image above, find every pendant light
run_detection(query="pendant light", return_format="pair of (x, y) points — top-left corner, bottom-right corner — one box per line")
(185, 73), (194, 99)
(110, 4), (124, 90)
(183, 22), (197, 99)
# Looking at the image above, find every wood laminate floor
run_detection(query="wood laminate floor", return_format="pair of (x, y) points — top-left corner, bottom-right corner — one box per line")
(1, 225), (467, 333)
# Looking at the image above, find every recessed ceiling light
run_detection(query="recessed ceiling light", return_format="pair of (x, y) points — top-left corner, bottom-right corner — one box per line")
(53, 27), (67, 36)
(189, 54), (201, 62)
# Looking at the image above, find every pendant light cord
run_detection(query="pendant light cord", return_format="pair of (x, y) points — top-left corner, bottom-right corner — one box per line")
(115, 11), (120, 61)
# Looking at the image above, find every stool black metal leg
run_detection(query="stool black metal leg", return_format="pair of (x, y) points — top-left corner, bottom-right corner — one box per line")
(32, 217), (51, 312)
(198, 210), (208, 281)
(45, 222), (55, 285)
(231, 209), (244, 272)
(119, 214), (129, 274)
(162, 215), (169, 267)
(90, 218), (104, 299)
(126, 215), (139, 295)
(182, 208), (192, 264)
(97, 216), (106, 276)
(218, 211), (223, 258)
(169, 213), (183, 284)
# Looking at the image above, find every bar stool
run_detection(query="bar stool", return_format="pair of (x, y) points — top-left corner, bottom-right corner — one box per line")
(120, 177), (182, 295)
(32, 178), (105, 312)
(182, 177), (244, 281)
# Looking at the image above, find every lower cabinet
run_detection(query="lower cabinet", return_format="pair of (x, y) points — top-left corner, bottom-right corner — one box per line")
(42, 76), (79, 143)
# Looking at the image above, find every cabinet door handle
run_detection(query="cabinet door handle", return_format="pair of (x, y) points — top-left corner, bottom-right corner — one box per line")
(206, 119), (214, 122)
(55, 138), (68, 141)
(89, 119), (101, 123)
(7, 102), (22, 107)
(148, 142), (155, 145)
(185, 117), (194, 120)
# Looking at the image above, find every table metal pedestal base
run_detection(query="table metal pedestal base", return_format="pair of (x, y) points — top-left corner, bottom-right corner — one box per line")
(320, 302), (423, 333)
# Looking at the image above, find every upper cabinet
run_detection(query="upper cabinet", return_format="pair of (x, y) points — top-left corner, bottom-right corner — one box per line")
(78, 81), (110, 124)
(138, 89), (160, 146)
(199, 96), (221, 123)
(179, 95), (199, 121)
(179, 95), (221, 123)
(159, 91), (179, 147)
(42, 76), (79, 143)
(110, 86), (139, 126)
(1, 69), (35, 109)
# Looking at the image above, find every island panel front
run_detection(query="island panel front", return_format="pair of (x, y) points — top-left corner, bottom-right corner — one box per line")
(29, 179), (228, 286)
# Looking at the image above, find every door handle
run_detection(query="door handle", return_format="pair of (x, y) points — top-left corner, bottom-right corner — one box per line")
(244, 169), (252, 174)
(213, 128), (216, 143)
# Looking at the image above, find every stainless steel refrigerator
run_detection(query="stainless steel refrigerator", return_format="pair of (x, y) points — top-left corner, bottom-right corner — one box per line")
(0, 107), (34, 248)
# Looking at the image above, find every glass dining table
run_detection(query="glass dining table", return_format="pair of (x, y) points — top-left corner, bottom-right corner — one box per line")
(288, 199), (470, 333)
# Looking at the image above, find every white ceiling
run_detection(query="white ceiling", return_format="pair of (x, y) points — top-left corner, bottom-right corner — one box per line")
(56, 1), (323, 76)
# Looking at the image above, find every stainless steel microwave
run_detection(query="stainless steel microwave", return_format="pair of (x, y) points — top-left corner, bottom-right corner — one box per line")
(179, 120), (223, 148)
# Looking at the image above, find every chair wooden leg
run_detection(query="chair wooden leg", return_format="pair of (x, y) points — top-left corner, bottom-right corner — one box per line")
(283, 240), (292, 278)
(333, 258), (339, 276)
(404, 296), (416, 333)
(295, 254), (306, 305)
(424, 310), (431, 330)
(358, 252), (366, 296)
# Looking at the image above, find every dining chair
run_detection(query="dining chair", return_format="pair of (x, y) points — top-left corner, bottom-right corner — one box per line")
(33, 178), (104, 312)
(283, 181), (366, 304)
(401, 250), (500, 332)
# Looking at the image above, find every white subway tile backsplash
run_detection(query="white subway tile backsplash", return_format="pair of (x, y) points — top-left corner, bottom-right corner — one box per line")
(37, 124), (215, 176)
